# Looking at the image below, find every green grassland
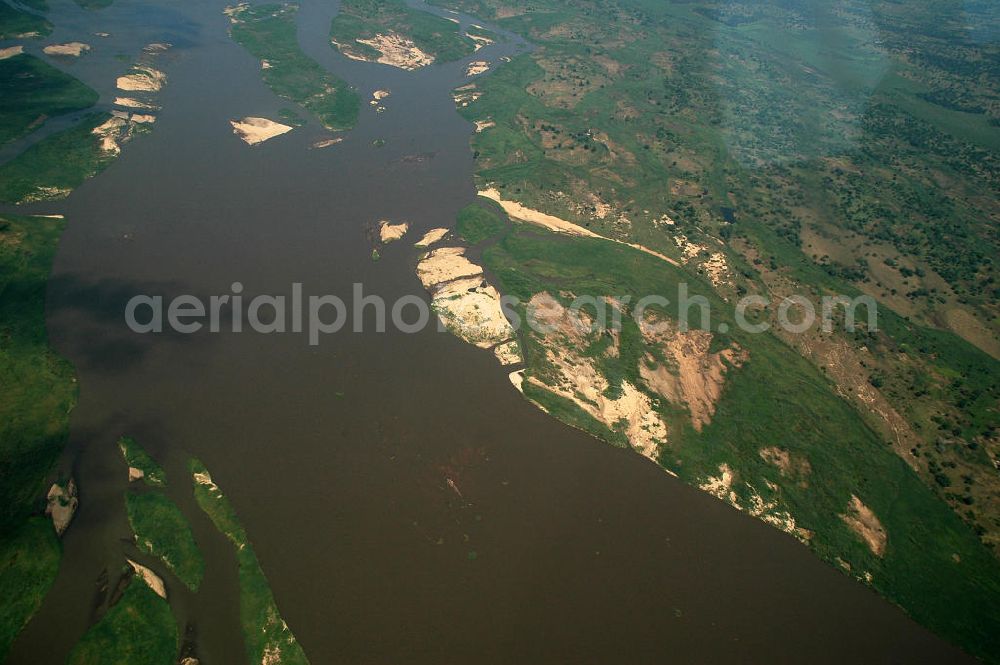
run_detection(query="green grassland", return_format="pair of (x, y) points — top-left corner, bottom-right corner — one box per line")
(126, 490), (204, 592)
(434, 0), (1000, 607)
(0, 1), (52, 39)
(331, 0), (482, 64)
(0, 213), (77, 658)
(67, 573), (177, 665)
(485, 223), (1000, 661)
(118, 436), (166, 486)
(0, 112), (118, 204)
(445, 0), (998, 309)
(0, 213), (76, 534)
(455, 197), (506, 244)
(190, 458), (309, 665)
(436, 0), (999, 321)
(229, 3), (359, 131)
(0, 53), (98, 145)
(0, 517), (60, 660)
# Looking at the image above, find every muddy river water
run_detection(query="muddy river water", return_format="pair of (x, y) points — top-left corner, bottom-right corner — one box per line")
(1, 0), (973, 662)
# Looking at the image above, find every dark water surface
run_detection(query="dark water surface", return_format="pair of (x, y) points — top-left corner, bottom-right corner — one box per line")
(2, 0), (974, 663)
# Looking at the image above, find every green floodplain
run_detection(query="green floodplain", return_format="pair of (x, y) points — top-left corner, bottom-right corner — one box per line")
(477, 209), (1000, 660)
(426, 0), (1000, 656)
(0, 212), (74, 660)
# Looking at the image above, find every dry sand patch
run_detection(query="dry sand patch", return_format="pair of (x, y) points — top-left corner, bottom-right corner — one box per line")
(43, 42), (90, 56)
(841, 495), (887, 556)
(0, 45), (24, 60)
(415, 228), (449, 247)
(378, 221), (409, 243)
(230, 117), (293, 145)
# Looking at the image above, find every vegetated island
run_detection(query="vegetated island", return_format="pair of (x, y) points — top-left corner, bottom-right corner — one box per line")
(330, 0), (495, 70)
(0, 52), (98, 145)
(0, 1), (52, 39)
(61, 439), (306, 663)
(66, 567), (177, 665)
(121, 437), (205, 593)
(190, 458), (310, 665)
(58, 437), (185, 664)
(0, 43), (169, 203)
(226, 2), (359, 132)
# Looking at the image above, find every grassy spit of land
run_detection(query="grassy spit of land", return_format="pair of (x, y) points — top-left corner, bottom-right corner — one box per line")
(0, 112), (121, 204)
(119, 436), (167, 486)
(0, 1), (52, 39)
(190, 458), (310, 665)
(455, 198), (506, 244)
(227, 2), (359, 132)
(0, 53), (98, 145)
(126, 490), (204, 591)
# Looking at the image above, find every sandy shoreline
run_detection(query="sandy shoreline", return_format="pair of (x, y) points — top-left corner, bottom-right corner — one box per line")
(128, 559), (167, 599)
(478, 188), (681, 268)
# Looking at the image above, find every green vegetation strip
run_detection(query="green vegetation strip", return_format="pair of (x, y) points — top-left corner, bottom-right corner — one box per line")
(0, 518), (60, 659)
(190, 458), (309, 665)
(0, 210), (77, 657)
(0, 54), (98, 145)
(126, 491), (204, 592)
(0, 1), (52, 39)
(67, 574), (177, 665)
(118, 436), (166, 486)
(229, 3), (358, 131)
(0, 112), (116, 204)
(0, 213), (76, 531)
(455, 198), (506, 244)
(331, 0), (482, 64)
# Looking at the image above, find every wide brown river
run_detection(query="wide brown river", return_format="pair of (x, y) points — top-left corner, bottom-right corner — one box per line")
(1, 0), (975, 663)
